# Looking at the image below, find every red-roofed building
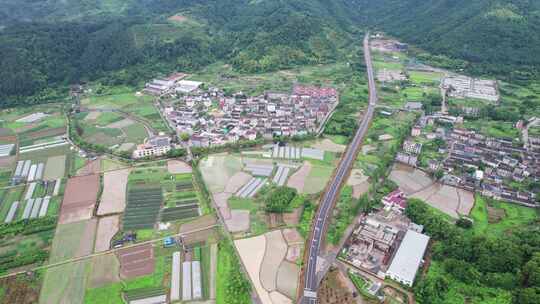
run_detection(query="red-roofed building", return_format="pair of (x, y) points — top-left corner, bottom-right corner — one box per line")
(292, 85), (338, 99)
(382, 189), (407, 212)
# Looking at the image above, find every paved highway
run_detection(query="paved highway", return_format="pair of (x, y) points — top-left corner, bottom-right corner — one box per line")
(301, 32), (378, 304)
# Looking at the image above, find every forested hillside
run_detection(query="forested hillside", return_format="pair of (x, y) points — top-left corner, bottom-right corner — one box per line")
(0, 0), (358, 106)
(2, 0), (540, 106)
(351, 0), (540, 81)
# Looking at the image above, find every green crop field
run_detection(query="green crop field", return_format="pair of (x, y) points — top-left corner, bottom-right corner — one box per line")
(84, 253), (170, 304)
(463, 119), (519, 139)
(123, 185), (163, 230)
(408, 71), (443, 85)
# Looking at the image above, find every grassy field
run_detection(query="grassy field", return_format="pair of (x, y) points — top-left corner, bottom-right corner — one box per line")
(81, 87), (168, 132)
(462, 119), (520, 139)
(408, 71), (443, 85)
(216, 241), (251, 304)
(194, 61), (352, 96)
(304, 164), (334, 194)
(40, 260), (90, 304)
(469, 195), (538, 237)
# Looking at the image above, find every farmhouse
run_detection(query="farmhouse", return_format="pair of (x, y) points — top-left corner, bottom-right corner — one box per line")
(382, 189), (407, 212)
(132, 136), (171, 159)
(385, 229), (430, 286)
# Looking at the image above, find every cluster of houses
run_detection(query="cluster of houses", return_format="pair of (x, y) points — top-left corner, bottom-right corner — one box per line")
(162, 83), (339, 147)
(439, 128), (539, 206)
(398, 110), (539, 206)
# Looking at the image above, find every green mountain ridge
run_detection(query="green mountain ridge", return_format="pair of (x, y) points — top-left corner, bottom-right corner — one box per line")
(351, 0), (540, 79)
(1, 0), (540, 105)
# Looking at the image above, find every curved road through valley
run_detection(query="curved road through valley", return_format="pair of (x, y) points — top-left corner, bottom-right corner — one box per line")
(301, 32), (378, 304)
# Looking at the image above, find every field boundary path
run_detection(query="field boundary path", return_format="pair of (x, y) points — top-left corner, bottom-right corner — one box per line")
(300, 32), (379, 304)
(0, 224), (218, 280)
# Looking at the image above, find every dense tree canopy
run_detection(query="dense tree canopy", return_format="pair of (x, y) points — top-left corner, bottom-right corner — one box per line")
(406, 198), (540, 304)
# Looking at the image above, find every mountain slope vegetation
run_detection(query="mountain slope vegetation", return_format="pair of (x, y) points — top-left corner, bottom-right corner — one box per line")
(351, 0), (540, 80)
(1, 0), (540, 103)
(0, 0), (358, 106)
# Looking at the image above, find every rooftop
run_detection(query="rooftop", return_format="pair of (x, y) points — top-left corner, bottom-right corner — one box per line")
(386, 229), (429, 284)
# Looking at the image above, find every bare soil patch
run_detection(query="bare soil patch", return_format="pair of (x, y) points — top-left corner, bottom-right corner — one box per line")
(167, 159), (192, 174)
(260, 230), (288, 291)
(116, 244), (155, 279)
(59, 174), (100, 224)
(106, 118), (134, 129)
(181, 227), (217, 247)
(84, 111), (101, 120)
(213, 192), (231, 219)
(225, 210), (250, 233)
(0, 128), (14, 137)
(179, 214), (217, 233)
(0, 155), (16, 168)
(117, 142), (135, 151)
(283, 207), (302, 226)
(287, 161), (311, 192)
(88, 254), (120, 288)
(282, 228), (303, 245)
(235, 235), (272, 304)
(76, 158), (101, 176)
(200, 154), (243, 193)
(457, 188), (474, 215)
(389, 164), (433, 195)
(487, 206), (507, 223)
(24, 127), (66, 140)
(276, 261), (300, 299)
(352, 181), (370, 199)
(312, 139), (346, 153)
(225, 171), (252, 193)
(269, 291), (293, 304)
(94, 215), (120, 252)
(347, 169), (368, 186)
(44, 155), (66, 180)
(286, 244), (302, 263)
(411, 183), (472, 219)
(318, 269), (356, 304)
(168, 14), (188, 22)
(0, 275), (40, 304)
(97, 168), (130, 215)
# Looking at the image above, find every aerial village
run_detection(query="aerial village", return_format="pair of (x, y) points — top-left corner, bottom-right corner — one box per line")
(0, 33), (538, 304)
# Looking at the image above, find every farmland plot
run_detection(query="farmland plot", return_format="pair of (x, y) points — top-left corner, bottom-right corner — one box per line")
(97, 169), (130, 215)
(122, 185), (163, 230)
(161, 174), (200, 222)
(58, 174), (99, 224)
